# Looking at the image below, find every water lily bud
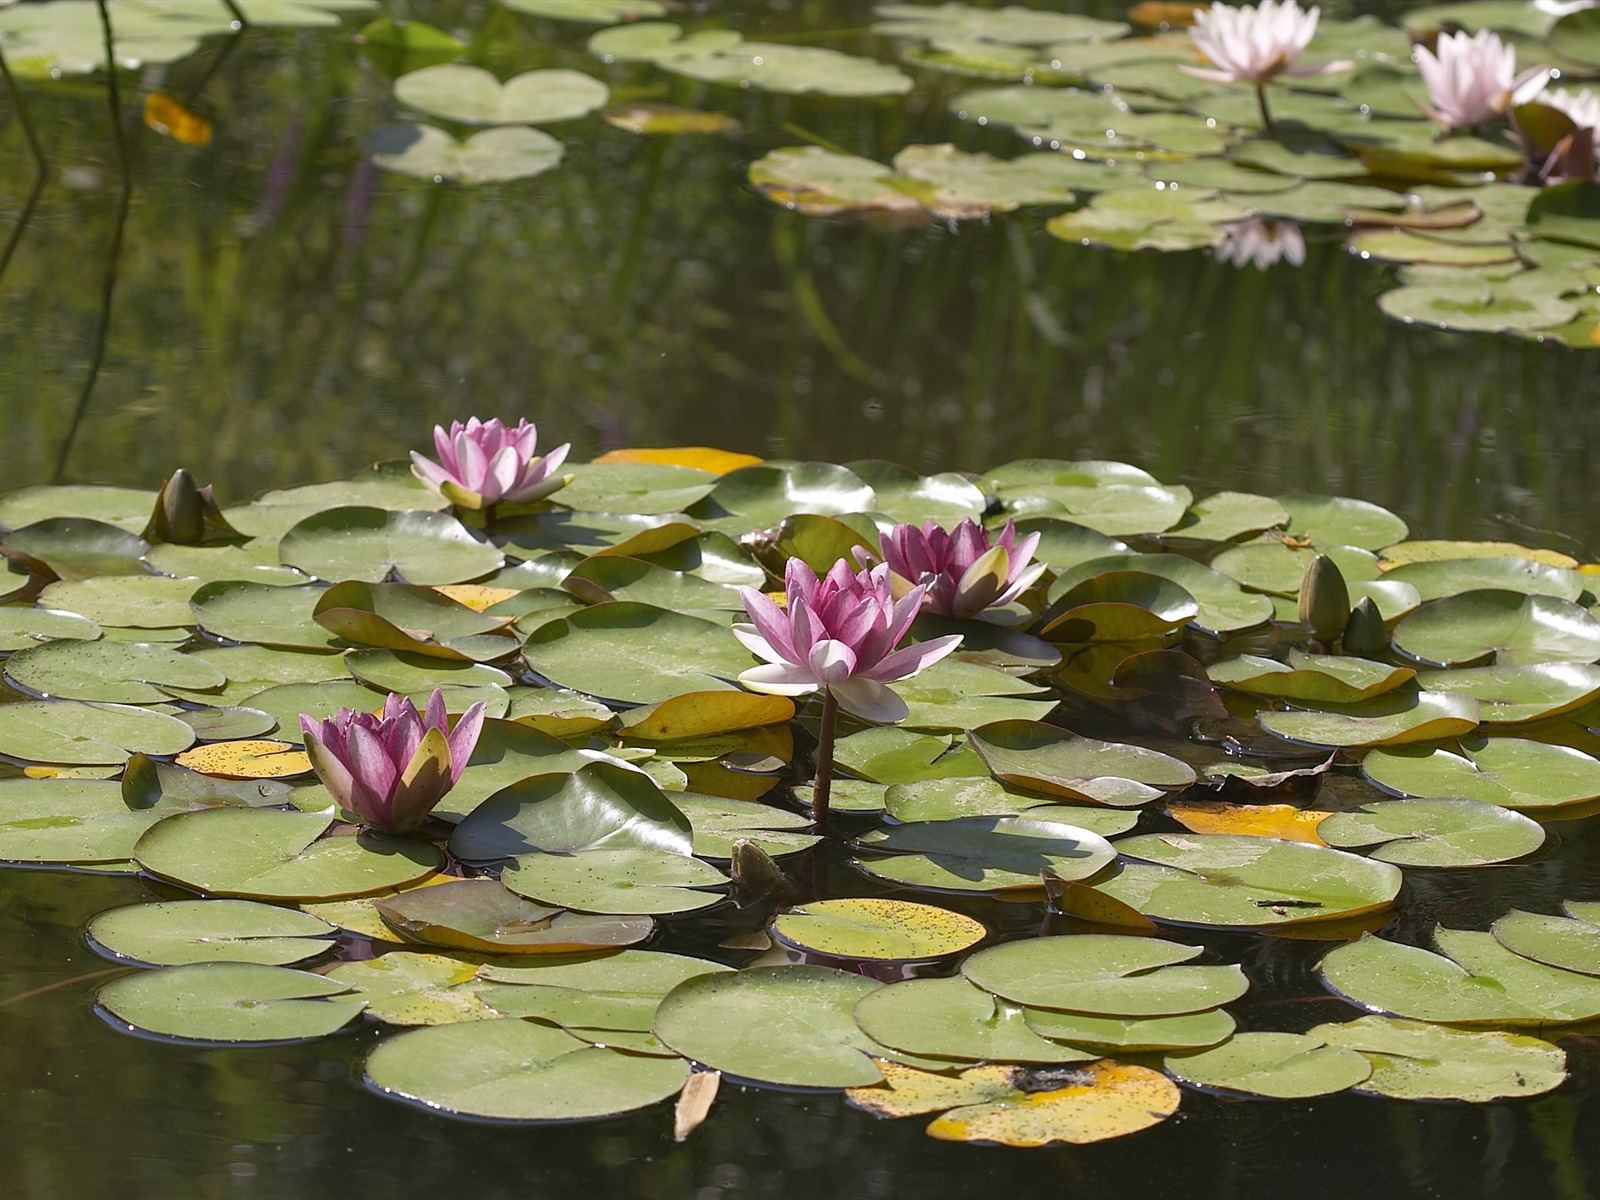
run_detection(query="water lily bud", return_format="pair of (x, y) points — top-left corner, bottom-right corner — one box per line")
(1342, 597), (1389, 657)
(160, 469), (205, 544)
(1298, 554), (1350, 644)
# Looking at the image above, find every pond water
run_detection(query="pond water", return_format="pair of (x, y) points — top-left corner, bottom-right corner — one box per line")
(3, 1), (1600, 1197)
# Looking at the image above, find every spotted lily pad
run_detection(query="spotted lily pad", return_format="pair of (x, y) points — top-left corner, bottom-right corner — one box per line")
(0, 700), (196, 765)
(774, 898), (985, 961)
(1491, 907), (1600, 976)
(1309, 1016), (1566, 1102)
(0, 779), (170, 864)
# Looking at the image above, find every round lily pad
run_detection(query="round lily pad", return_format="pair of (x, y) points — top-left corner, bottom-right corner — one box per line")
(962, 934), (1247, 1017)
(1490, 908), (1600, 976)
(1276, 494), (1407, 549)
(364, 123), (565, 185)
(853, 816), (1116, 893)
(170, 706), (279, 742)
(245, 681), (386, 744)
(0, 778), (167, 864)
(1257, 689), (1480, 748)
(1096, 834), (1402, 929)
(98, 962), (363, 1043)
(652, 965), (887, 1088)
(882, 777), (1139, 832)
(0, 606), (101, 651)
(774, 898), (985, 961)
(1164, 1032), (1372, 1099)
(521, 603), (752, 704)
(278, 507), (504, 586)
(4, 640), (225, 704)
(364, 1019), (688, 1119)
(478, 949), (732, 1032)
(1381, 556), (1585, 603)
(1041, 571), (1199, 642)
(1309, 1016), (1566, 1101)
(969, 720), (1195, 804)
(345, 649), (511, 693)
(1046, 553), (1272, 635)
(0, 700), (195, 764)
(1413, 662), (1600, 724)
(852, 976), (1095, 1065)
(1208, 652), (1415, 705)
(1391, 591), (1600, 668)
(1362, 739), (1600, 810)
(501, 847), (726, 914)
(1318, 799), (1545, 868)
(134, 808), (442, 901)
(189, 581), (343, 651)
(1023, 1007), (1236, 1052)
(87, 899), (337, 966)
(395, 65), (608, 126)
(324, 950), (502, 1025)
(39, 575), (200, 628)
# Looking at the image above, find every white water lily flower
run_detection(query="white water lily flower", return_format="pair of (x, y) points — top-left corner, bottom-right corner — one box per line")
(1182, 0), (1347, 85)
(1415, 30), (1551, 130)
(1546, 87), (1600, 132)
(1216, 218), (1306, 270)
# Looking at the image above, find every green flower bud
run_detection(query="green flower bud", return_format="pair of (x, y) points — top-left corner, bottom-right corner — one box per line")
(1342, 596), (1389, 657)
(1298, 553), (1350, 644)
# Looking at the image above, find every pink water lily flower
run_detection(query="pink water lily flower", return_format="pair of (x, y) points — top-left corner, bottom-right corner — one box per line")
(734, 558), (962, 724)
(300, 690), (486, 835)
(1546, 87), (1600, 132)
(871, 518), (1046, 621)
(1416, 30), (1550, 130)
(410, 418), (571, 510)
(1182, 0), (1345, 86)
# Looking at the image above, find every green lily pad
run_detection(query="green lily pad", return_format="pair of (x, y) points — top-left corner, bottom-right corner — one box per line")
(1165, 1032), (1372, 1099)
(664, 40), (913, 97)
(313, 581), (517, 661)
(364, 123), (564, 185)
(774, 898), (986, 961)
(143, 540), (307, 587)
(1277, 494), (1408, 550)
(1, 517), (149, 580)
(686, 462), (876, 533)
(1046, 553), (1273, 635)
(1379, 283), (1577, 333)
(188, 582), (343, 651)
(522, 603), (750, 704)
(1208, 651), (1415, 704)
(244, 681), (385, 744)
(449, 761), (693, 861)
(1208, 541), (1379, 596)
(502, 848), (725, 914)
(368, 877), (649, 953)
(1318, 798), (1545, 868)
(962, 934), (1248, 1017)
(98, 963), (362, 1043)
(134, 808), (442, 901)
(1413, 663), (1600, 723)
(87, 899), (337, 966)
(507, 0), (666, 21)
(969, 720), (1195, 805)
(365, 1018), (687, 1119)
(1320, 927), (1600, 1025)
(478, 949), (730, 1033)
(854, 815), (1116, 893)
(1492, 908), (1600, 976)
(1258, 688), (1480, 748)
(169, 705), (280, 742)
(1041, 572), (1199, 642)
(1383, 557), (1585, 603)
(1392, 591), (1600, 668)
(985, 460), (1192, 536)
(1363, 739), (1600, 811)
(0, 485), (155, 532)
(5, 640), (224, 705)
(1310, 1016), (1566, 1102)
(0, 779), (169, 863)
(344, 648), (511, 694)
(892, 658), (1056, 731)
(883, 777), (1138, 832)
(1165, 492), (1290, 543)
(563, 556), (746, 612)
(852, 976), (1096, 1065)
(667, 792), (818, 859)
(653, 965), (887, 1088)
(0, 700), (195, 765)
(323, 950), (502, 1024)
(0, 606), (101, 651)
(1023, 1007), (1236, 1052)
(833, 727), (986, 785)
(556, 463), (718, 515)
(39, 575), (200, 629)
(1097, 834), (1402, 929)
(433, 719), (599, 822)
(279, 507), (503, 586)
(395, 65), (608, 126)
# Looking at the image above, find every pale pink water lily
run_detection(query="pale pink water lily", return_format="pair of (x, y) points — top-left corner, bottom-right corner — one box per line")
(1216, 218), (1306, 270)
(1415, 30), (1550, 130)
(1545, 87), (1600, 132)
(734, 558), (962, 724)
(867, 518), (1046, 621)
(410, 418), (571, 511)
(1182, 0), (1346, 86)
(300, 690), (486, 835)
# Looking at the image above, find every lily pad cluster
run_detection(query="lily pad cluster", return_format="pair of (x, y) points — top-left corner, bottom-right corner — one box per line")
(0, 439), (1596, 1144)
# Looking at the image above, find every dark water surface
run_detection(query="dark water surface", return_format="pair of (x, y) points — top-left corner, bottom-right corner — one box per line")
(3, 2), (1600, 1197)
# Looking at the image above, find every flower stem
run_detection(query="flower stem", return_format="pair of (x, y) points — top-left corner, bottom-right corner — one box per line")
(811, 689), (839, 835)
(1256, 83), (1274, 132)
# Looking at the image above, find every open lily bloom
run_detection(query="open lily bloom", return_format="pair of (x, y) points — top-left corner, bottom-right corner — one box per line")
(1546, 87), (1600, 132)
(410, 417), (571, 510)
(301, 690), (486, 835)
(1216, 218), (1307, 270)
(734, 558), (962, 723)
(1182, 0), (1345, 85)
(874, 518), (1046, 620)
(1416, 30), (1550, 129)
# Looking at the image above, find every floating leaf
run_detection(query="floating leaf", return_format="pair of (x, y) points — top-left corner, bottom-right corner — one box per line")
(1257, 688), (1480, 748)
(521, 603), (751, 704)
(1165, 801), (1330, 844)
(852, 977), (1096, 1065)
(313, 581), (517, 662)
(962, 934), (1247, 1016)
(653, 966), (887, 1088)
(1165, 1031), (1371, 1098)
(854, 816), (1117, 893)
(364, 123), (564, 184)
(40, 576), (199, 629)
(665, 41), (914, 98)
(0, 606), (100, 651)
(1041, 571), (1199, 642)
(774, 898), (985, 961)
(0, 779), (168, 864)
(1023, 1007), (1236, 1052)
(1046, 552), (1273, 635)
(4, 640), (223, 705)
(1319, 928), (1600, 1025)
(134, 808), (441, 901)
(1362, 739), (1600, 811)
(970, 720), (1195, 805)
(88, 900), (336, 967)
(1097, 834), (1402, 929)
(279, 507), (503, 586)
(884, 777), (1138, 832)
(1382, 556), (1585, 603)
(98, 963), (362, 1043)
(172, 739), (311, 779)
(395, 65), (607, 126)
(1310, 1016), (1566, 1102)
(0, 700), (195, 765)
(1491, 908), (1600, 976)
(1392, 591), (1600, 668)
(189, 582), (342, 651)
(1208, 651), (1415, 705)
(502, 848), (725, 914)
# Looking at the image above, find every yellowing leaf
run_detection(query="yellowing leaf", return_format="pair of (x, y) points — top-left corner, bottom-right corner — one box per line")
(143, 92), (213, 146)
(1165, 801), (1331, 844)
(593, 446), (762, 474)
(678, 760), (779, 801)
(174, 740), (312, 779)
(432, 584), (522, 612)
(847, 1059), (1180, 1146)
(1041, 873), (1159, 931)
(1129, 2), (1202, 27)
(620, 691), (795, 741)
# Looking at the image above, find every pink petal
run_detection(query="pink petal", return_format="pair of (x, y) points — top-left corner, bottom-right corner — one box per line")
(807, 639), (858, 684)
(739, 663), (822, 695)
(862, 633), (964, 683)
(739, 587), (799, 663)
(829, 678), (909, 724)
(732, 623), (792, 666)
(445, 701), (487, 785)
